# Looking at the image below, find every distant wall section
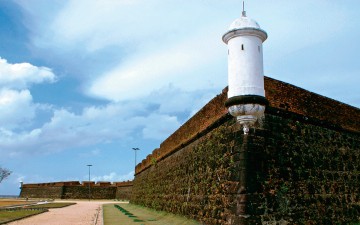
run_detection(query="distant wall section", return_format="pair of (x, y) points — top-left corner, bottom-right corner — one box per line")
(20, 181), (133, 200)
(115, 181), (133, 200)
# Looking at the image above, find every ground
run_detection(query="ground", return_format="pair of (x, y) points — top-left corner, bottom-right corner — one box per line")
(6, 200), (111, 225)
(2, 199), (200, 225)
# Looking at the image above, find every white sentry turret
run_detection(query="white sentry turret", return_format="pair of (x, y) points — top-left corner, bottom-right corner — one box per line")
(223, 6), (268, 134)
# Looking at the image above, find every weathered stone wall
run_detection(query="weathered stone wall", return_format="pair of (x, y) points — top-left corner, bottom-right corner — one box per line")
(115, 185), (133, 200)
(115, 181), (133, 200)
(132, 77), (360, 224)
(62, 186), (117, 199)
(132, 120), (239, 224)
(20, 181), (133, 199)
(238, 110), (360, 224)
(20, 186), (64, 199)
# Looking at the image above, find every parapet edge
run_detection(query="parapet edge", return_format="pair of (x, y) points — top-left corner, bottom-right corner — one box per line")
(135, 76), (360, 175)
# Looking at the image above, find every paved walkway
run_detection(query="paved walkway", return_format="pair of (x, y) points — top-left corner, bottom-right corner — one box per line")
(7, 200), (117, 225)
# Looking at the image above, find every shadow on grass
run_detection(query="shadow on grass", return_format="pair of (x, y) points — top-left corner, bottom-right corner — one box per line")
(103, 203), (200, 225)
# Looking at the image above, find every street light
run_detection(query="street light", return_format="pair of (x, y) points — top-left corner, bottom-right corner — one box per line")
(86, 164), (92, 201)
(132, 148), (140, 169)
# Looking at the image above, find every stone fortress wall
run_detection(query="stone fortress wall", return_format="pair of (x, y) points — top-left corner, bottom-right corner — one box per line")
(20, 180), (133, 200)
(131, 77), (360, 224)
(19, 76), (360, 224)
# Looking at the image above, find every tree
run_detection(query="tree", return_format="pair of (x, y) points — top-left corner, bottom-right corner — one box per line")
(0, 167), (12, 184)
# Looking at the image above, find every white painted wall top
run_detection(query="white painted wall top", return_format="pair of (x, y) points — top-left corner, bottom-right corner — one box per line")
(228, 16), (261, 30)
(223, 14), (267, 44)
(222, 12), (268, 98)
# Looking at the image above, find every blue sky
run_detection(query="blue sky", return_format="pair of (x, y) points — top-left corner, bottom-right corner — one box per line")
(0, 0), (359, 195)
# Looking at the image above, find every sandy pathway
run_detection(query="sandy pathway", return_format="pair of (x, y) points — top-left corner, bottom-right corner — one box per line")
(8, 200), (117, 225)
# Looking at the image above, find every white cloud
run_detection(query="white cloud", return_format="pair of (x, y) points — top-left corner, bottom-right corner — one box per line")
(0, 57), (56, 89)
(146, 85), (218, 116)
(49, 0), (142, 51)
(3, 0), (357, 161)
(87, 28), (225, 101)
(0, 89), (36, 129)
(261, 1), (349, 70)
(15, 0), (359, 109)
(0, 58), (57, 131)
(92, 171), (134, 182)
(38, 0), (226, 51)
(15, 0), (228, 102)
(0, 101), (182, 157)
(0, 88), (52, 156)
(142, 114), (181, 140)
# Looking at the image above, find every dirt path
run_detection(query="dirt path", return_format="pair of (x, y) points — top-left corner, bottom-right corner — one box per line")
(7, 200), (118, 225)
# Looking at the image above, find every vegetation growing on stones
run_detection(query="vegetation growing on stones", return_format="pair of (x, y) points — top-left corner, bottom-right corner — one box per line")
(132, 112), (360, 224)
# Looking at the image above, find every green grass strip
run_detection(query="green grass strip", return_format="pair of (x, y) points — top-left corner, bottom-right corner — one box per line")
(27, 202), (76, 209)
(105, 203), (200, 225)
(0, 209), (47, 224)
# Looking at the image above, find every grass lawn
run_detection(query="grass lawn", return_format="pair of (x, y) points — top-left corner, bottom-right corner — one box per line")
(0, 200), (36, 207)
(27, 202), (76, 209)
(0, 209), (47, 224)
(103, 203), (200, 225)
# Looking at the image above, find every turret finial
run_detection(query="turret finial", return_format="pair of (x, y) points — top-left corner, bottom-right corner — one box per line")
(242, 1), (246, 17)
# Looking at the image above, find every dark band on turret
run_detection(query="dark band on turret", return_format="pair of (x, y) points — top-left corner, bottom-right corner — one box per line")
(225, 95), (269, 107)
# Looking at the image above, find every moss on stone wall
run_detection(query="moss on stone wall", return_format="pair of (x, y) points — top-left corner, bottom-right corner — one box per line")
(20, 181), (133, 200)
(62, 186), (117, 199)
(132, 121), (241, 224)
(132, 108), (360, 224)
(246, 111), (360, 224)
(20, 186), (63, 199)
(116, 185), (132, 200)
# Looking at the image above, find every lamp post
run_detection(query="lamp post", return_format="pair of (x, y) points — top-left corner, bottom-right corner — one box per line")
(132, 148), (140, 169)
(86, 164), (92, 201)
